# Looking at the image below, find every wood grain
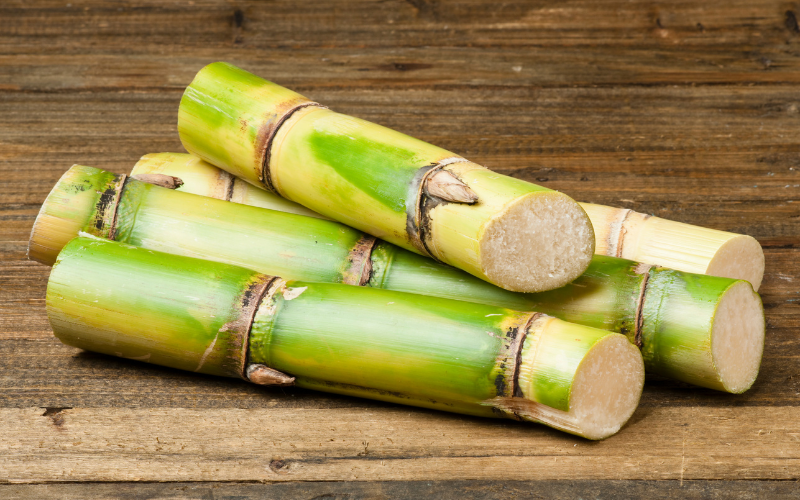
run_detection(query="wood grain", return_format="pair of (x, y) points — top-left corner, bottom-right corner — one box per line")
(1, 0), (799, 489)
(2, 481), (799, 500)
(4, 1), (800, 89)
(2, 406), (799, 482)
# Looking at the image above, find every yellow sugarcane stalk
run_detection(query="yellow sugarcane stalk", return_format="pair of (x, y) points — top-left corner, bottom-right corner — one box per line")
(177, 62), (596, 293)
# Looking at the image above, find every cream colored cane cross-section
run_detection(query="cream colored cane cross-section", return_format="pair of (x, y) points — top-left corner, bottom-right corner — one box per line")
(510, 317), (644, 440)
(705, 235), (765, 292)
(509, 333), (644, 441)
(564, 335), (645, 440)
(480, 193), (595, 293)
(711, 280), (765, 394)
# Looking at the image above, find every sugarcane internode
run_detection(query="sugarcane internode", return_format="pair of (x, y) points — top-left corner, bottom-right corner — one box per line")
(29, 163), (765, 394)
(581, 203), (764, 290)
(46, 236), (644, 440)
(177, 62), (596, 293)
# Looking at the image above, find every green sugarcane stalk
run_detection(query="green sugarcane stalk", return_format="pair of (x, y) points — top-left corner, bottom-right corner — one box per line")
(180, 62), (765, 290)
(134, 156), (768, 395)
(177, 62), (596, 293)
(30, 165), (765, 393)
(47, 236), (644, 440)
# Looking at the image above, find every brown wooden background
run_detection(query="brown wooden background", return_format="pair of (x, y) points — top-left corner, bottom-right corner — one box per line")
(2, 1), (799, 497)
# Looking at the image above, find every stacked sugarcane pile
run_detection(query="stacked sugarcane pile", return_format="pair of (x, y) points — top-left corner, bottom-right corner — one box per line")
(28, 62), (765, 440)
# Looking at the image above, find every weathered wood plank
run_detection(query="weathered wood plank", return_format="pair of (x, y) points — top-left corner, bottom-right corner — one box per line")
(0, 263), (48, 339)
(2, 1), (800, 90)
(2, 480), (800, 499)
(5, 49), (800, 92)
(5, 0), (798, 47)
(0, 0), (798, 486)
(1, 406), (798, 482)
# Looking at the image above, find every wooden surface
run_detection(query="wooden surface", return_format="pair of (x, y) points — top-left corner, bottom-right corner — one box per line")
(1, 0), (799, 497)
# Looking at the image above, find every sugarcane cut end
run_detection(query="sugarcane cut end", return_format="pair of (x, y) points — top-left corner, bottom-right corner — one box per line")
(479, 191), (595, 292)
(563, 333), (644, 440)
(705, 234), (765, 292)
(711, 280), (765, 394)
(511, 320), (644, 440)
(28, 165), (119, 266)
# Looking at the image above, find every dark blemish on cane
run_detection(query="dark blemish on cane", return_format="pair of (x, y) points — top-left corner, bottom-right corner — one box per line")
(494, 373), (507, 396)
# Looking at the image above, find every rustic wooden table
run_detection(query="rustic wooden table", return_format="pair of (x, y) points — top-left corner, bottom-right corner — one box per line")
(2, 1), (799, 498)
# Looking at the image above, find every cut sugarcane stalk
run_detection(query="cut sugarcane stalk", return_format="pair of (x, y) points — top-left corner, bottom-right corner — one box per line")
(134, 153), (764, 290)
(134, 155), (767, 393)
(581, 203), (764, 291)
(29, 165), (765, 393)
(177, 62), (595, 293)
(47, 236), (644, 440)
(178, 61), (762, 290)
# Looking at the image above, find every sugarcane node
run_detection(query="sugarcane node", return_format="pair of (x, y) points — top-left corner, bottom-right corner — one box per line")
(613, 211), (655, 260)
(90, 174), (126, 239)
(493, 312), (539, 403)
(611, 209), (633, 258)
(406, 159), (475, 260)
(204, 274), (277, 379)
(246, 364), (295, 387)
(404, 163), (439, 257)
(632, 263), (653, 348)
(27, 166), (116, 265)
(130, 173), (185, 190)
(342, 235), (379, 286)
(223, 172), (236, 201)
(416, 183), (444, 261)
(425, 169), (479, 204)
(259, 101), (326, 193)
(513, 313), (541, 398)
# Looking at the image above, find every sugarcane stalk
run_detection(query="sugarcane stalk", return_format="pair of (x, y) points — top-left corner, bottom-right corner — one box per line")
(136, 156), (768, 394)
(135, 152), (764, 291)
(177, 63), (762, 290)
(177, 62), (595, 293)
(47, 236), (644, 440)
(30, 165), (765, 393)
(132, 152), (328, 220)
(581, 203), (765, 291)
(178, 57), (764, 291)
